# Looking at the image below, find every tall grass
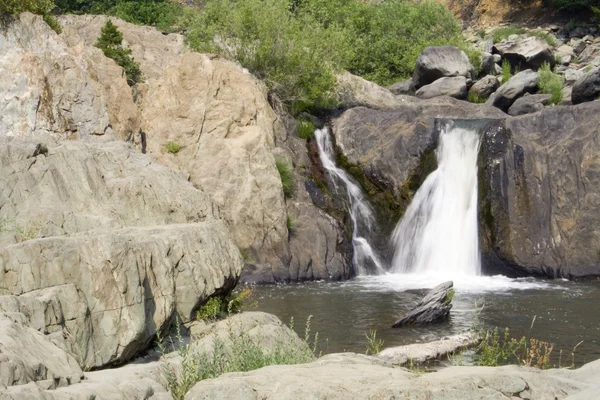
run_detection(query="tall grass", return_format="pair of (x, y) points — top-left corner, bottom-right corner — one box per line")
(538, 62), (564, 104)
(276, 157), (294, 198)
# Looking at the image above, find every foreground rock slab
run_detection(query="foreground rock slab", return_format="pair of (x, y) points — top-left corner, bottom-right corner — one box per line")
(185, 353), (600, 400)
(392, 281), (454, 327)
(378, 332), (479, 365)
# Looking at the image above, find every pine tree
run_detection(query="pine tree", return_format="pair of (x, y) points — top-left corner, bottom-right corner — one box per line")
(95, 19), (142, 86)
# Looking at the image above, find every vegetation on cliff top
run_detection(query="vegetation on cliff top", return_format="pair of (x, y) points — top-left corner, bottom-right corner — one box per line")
(95, 19), (142, 85)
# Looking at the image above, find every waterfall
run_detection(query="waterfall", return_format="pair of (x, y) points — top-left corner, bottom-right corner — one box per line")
(314, 128), (384, 275)
(390, 121), (481, 276)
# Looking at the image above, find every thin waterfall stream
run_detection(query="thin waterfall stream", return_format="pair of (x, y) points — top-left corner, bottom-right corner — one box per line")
(314, 127), (384, 275)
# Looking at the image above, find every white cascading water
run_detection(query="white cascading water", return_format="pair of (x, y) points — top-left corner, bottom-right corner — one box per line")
(390, 122), (481, 277)
(314, 128), (384, 275)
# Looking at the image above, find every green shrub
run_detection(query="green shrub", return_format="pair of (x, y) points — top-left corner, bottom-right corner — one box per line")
(1, 0), (61, 33)
(538, 62), (563, 104)
(109, 0), (182, 31)
(296, 120), (316, 140)
(196, 289), (257, 322)
(276, 157), (294, 198)
(501, 59), (512, 84)
(166, 141), (181, 154)
(365, 329), (384, 355)
(95, 19), (142, 85)
(160, 315), (318, 400)
(195, 297), (223, 322)
(467, 91), (487, 104)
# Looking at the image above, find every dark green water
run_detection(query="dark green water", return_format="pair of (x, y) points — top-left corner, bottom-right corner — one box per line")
(251, 274), (600, 367)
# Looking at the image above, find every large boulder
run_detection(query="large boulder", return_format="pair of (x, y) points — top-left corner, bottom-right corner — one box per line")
(507, 93), (551, 116)
(0, 137), (243, 368)
(415, 76), (468, 100)
(485, 69), (539, 111)
(468, 75), (499, 99)
(337, 72), (417, 109)
(480, 103), (600, 278)
(412, 46), (475, 89)
(493, 36), (555, 70)
(388, 80), (415, 96)
(0, 13), (139, 140)
(571, 67), (600, 104)
(184, 352), (599, 400)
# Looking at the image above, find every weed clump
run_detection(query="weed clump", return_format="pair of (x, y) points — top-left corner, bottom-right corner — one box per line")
(276, 157), (294, 198)
(538, 62), (563, 104)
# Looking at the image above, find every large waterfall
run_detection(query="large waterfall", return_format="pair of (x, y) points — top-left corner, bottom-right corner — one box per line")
(315, 128), (384, 275)
(390, 122), (481, 276)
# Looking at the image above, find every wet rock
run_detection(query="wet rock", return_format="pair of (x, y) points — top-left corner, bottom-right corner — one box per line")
(415, 76), (468, 100)
(494, 36), (554, 70)
(572, 67), (600, 104)
(485, 69), (539, 111)
(469, 75), (499, 99)
(507, 94), (551, 116)
(392, 281), (454, 327)
(412, 46), (475, 89)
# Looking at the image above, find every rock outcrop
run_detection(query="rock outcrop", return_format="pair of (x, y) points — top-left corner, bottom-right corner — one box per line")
(0, 13), (138, 140)
(479, 103), (600, 278)
(0, 137), (243, 368)
(392, 281), (454, 327)
(185, 352), (600, 400)
(412, 46), (475, 89)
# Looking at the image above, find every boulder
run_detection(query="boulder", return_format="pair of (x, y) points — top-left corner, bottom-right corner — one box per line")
(184, 352), (599, 400)
(468, 75), (499, 99)
(572, 67), (600, 104)
(555, 44), (575, 58)
(569, 38), (587, 55)
(493, 36), (554, 70)
(0, 137), (243, 368)
(388, 80), (415, 96)
(485, 69), (539, 111)
(0, 13), (139, 140)
(392, 281), (454, 327)
(338, 71), (417, 109)
(481, 52), (496, 75)
(412, 46), (475, 89)
(415, 76), (468, 100)
(576, 43), (600, 64)
(480, 103), (600, 278)
(564, 68), (586, 85)
(507, 93), (551, 116)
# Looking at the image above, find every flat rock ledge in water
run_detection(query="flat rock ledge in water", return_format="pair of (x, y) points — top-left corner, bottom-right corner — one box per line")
(392, 281), (453, 327)
(377, 332), (479, 366)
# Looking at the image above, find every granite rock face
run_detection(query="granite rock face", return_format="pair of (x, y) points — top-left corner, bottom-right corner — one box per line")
(0, 137), (243, 368)
(479, 103), (600, 278)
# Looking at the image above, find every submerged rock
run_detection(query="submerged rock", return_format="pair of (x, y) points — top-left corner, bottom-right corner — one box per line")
(392, 281), (454, 327)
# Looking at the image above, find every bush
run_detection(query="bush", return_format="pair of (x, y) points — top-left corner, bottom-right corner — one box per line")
(501, 59), (512, 84)
(467, 92), (487, 104)
(276, 157), (294, 198)
(166, 141), (181, 154)
(160, 315), (318, 400)
(95, 19), (142, 85)
(538, 62), (564, 104)
(1, 0), (61, 33)
(296, 120), (316, 140)
(196, 288), (257, 321)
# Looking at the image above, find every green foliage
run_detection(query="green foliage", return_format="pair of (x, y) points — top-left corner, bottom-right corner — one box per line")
(276, 157), (294, 198)
(196, 289), (257, 322)
(296, 120), (316, 140)
(365, 329), (384, 355)
(475, 327), (527, 366)
(94, 19), (142, 85)
(467, 91), (487, 104)
(159, 316), (317, 400)
(492, 26), (555, 46)
(183, 0), (472, 110)
(0, 0), (61, 33)
(166, 141), (181, 154)
(501, 59), (512, 84)
(538, 62), (564, 104)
